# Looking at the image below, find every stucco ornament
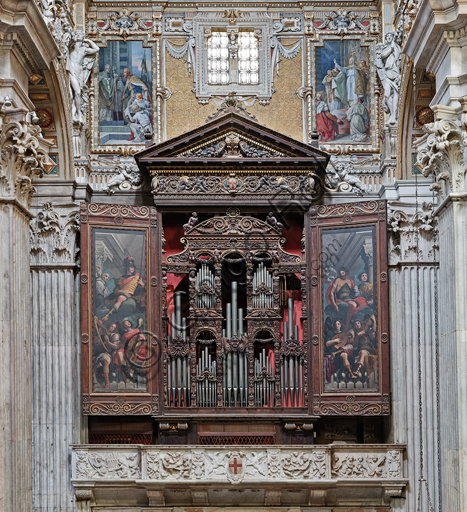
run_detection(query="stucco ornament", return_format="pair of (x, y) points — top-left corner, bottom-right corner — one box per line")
(375, 32), (402, 125)
(165, 22), (196, 76)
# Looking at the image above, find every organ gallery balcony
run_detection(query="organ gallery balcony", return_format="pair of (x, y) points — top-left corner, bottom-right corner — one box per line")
(71, 444), (407, 508)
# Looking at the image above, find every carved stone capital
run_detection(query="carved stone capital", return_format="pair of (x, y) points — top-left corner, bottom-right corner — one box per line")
(30, 202), (80, 266)
(415, 102), (467, 201)
(388, 202), (438, 264)
(0, 108), (54, 210)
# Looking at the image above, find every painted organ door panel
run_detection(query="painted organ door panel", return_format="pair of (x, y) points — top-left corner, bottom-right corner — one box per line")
(309, 200), (390, 416)
(80, 204), (159, 416)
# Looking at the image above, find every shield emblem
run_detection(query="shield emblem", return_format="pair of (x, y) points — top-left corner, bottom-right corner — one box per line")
(226, 453), (245, 484)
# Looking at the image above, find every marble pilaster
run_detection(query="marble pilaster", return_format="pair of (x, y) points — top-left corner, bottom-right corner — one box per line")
(30, 202), (81, 512)
(0, 106), (53, 511)
(384, 182), (441, 512)
(415, 100), (467, 512)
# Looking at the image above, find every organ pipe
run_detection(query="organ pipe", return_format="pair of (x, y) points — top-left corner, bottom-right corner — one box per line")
(252, 263), (273, 308)
(168, 290), (190, 408)
(224, 281), (247, 407)
(282, 297), (304, 407)
(195, 264), (215, 308)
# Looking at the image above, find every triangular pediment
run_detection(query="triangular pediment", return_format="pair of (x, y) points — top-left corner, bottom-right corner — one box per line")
(135, 108), (330, 204)
(135, 110), (329, 166)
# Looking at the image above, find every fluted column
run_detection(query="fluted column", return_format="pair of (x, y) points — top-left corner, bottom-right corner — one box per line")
(387, 197), (441, 512)
(0, 107), (53, 511)
(30, 203), (80, 511)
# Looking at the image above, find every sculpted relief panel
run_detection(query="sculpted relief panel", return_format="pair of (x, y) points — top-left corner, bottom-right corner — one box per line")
(73, 446), (404, 484)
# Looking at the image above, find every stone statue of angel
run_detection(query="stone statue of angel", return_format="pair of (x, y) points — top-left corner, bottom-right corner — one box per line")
(375, 32), (402, 125)
(66, 30), (99, 123)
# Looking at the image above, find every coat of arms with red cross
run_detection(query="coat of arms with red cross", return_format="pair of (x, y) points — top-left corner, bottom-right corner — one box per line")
(228, 456), (243, 475)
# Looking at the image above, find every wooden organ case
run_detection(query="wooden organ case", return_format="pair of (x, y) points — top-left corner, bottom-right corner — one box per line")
(81, 107), (391, 446)
(163, 209), (308, 413)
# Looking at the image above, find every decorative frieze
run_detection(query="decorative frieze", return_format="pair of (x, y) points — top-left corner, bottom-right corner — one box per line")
(72, 445), (405, 485)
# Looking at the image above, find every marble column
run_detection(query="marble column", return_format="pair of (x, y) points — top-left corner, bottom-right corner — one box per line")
(30, 202), (80, 511)
(415, 100), (467, 512)
(387, 192), (441, 512)
(0, 107), (53, 511)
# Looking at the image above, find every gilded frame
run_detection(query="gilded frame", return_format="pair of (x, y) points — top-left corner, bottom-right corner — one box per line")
(310, 30), (382, 154)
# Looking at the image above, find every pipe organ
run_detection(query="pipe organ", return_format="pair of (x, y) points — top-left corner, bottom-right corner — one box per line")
(163, 208), (307, 411)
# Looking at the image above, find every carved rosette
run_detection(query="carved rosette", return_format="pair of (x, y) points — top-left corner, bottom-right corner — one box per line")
(0, 116), (54, 209)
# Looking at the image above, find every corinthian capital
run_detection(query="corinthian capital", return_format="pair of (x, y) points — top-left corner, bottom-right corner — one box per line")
(415, 103), (467, 201)
(0, 108), (54, 209)
(30, 202), (80, 266)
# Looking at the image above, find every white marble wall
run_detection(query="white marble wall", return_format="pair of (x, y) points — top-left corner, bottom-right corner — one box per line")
(30, 204), (81, 512)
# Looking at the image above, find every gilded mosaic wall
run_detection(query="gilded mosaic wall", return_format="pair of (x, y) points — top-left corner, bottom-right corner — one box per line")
(165, 43), (217, 140)
(165, 42), (303, 141)
(249, 46), (303, 142)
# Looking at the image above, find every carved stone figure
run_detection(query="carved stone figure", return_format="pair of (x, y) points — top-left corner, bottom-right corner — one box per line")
(66, 30), (99, 123)
(335, 163), (366, 195)
(101, 163), (142, 194)
(375, 32), (401, 125)
(327, 161), (366, 196)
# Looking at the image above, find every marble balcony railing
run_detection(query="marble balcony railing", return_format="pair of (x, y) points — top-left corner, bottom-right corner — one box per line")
(71, 444), (407, 508)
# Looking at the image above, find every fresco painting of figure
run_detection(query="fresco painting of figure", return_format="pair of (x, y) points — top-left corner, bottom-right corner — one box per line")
(322, 226), (378, 391)
(316, 40), (371, 144)
(92, 228), (148, 392)
(98, 41), (153, 144)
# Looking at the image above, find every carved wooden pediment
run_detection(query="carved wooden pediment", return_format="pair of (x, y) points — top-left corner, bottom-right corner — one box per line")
(136, 109), (328, 163)
(134, 109), (330, 204)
